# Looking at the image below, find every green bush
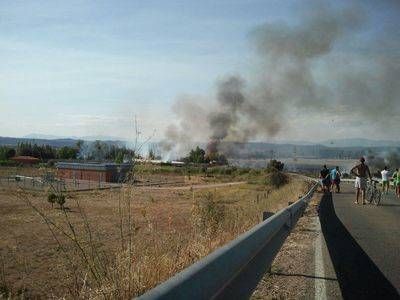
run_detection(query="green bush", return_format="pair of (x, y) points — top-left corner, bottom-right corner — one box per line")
(48, 193), (65, 208)
(56, 194), (66, 208)
(0, 160), (17, 166)
(267, 170), (288, 188)
(47, 193), (57, 206)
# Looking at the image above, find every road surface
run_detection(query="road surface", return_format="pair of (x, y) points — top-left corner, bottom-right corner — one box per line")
(319, 183), (400, 299)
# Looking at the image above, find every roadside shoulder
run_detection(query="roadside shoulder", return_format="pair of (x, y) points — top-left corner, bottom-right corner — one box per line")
(251, 193), (341, 299)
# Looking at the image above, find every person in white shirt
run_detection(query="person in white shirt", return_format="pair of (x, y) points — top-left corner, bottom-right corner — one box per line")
(381, 166), (390, 194)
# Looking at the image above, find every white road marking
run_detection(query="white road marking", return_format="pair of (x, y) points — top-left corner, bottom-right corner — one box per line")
(314, 217), (328, 300)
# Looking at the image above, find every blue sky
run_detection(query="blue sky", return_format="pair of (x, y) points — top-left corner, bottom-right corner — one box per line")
(0, 0), (399, 142)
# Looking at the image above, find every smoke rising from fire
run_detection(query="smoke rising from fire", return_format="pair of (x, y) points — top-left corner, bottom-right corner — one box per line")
(161, 2), (400, 158)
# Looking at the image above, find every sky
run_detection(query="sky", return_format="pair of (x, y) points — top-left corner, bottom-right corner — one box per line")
(0, 0), (399, 143)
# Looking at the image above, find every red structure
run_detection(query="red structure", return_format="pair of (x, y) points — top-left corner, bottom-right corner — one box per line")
(11, 156), (40, 165)
(56, 162), (131, 183)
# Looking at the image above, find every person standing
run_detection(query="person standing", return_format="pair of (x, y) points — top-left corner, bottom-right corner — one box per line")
(350, 157), (372, 205)
(331, 166), (342, 193)
(381, 166), (390, 194)
(393, 168), (400, 198)
(320, 165), (330, 193)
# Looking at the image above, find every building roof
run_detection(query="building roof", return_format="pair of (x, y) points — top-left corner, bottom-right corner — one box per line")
(56, 162), (131, 171)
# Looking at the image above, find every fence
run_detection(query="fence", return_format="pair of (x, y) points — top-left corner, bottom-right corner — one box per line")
(0, 175), (123, 192)
(0, 175), (64, 191)
(138, 180), (319, 300)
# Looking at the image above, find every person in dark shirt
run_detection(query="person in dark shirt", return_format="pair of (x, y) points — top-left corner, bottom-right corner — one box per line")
(320, 165), (331, 193)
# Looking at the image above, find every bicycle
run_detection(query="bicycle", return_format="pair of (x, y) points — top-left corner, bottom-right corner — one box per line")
(365, 180), (382, 205)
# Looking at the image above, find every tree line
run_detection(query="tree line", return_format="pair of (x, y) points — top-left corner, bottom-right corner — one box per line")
(0, 141), (136, 163)
(182, 146), (228, 165)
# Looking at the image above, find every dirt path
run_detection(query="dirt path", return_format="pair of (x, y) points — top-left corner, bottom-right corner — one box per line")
(135, 181), (247, 190)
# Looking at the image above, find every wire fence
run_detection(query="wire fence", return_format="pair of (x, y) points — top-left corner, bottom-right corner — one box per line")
(0, 175), (188, 192)
(0, 175), (123, 192)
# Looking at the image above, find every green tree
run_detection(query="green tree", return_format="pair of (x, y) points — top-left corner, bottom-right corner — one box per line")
(57, 146), (78, 159)
(0, 146), (16, 160)
(185, 146), (206, 163)
(115, 151), (124, 164)
(267, 159), (285, 172)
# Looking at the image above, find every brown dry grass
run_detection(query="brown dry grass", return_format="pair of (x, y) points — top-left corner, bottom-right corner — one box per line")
(0, 167), (310, 299)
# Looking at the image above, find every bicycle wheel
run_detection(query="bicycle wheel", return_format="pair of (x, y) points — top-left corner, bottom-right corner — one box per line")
(365, 186), (373, 204)
(373, 191), (382, 206)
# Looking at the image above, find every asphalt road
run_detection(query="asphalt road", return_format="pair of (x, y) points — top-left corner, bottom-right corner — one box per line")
(319, 183), (400, 299)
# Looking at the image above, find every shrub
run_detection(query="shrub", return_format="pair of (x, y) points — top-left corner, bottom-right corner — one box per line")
(47, 193), (66, 209)
(191, 193), (225, 236)
(47, 193), (57, 207)
(267, 170), (288, 188)
(56, 194), (66, 209)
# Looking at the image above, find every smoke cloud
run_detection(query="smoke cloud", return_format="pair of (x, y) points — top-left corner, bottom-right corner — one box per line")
(366, 151), (400, 173)
(161, 2), (400, 158)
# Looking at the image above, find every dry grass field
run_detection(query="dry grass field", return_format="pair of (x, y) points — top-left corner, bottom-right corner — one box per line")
(0, 166), (311, 299)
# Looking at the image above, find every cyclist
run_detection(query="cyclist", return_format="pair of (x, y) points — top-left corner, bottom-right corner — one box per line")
(381, 166), (390, 194)
(331, 166), (342, 193)
(350, 157), (372, 205)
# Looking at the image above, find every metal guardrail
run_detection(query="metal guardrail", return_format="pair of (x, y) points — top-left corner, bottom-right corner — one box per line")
(137, 180), (319, 300)
(340, 177), (395, 186)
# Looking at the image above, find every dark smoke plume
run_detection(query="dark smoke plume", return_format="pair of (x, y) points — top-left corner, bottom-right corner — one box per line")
(160, 2), (400, 158)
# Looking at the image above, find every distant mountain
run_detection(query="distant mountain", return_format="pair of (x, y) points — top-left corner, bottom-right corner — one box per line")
(0, 136), (78, 147)
(24, 133), (126, 142)
(23, 134), (70, 140)
(220, 141), (400, 159)
(319, 138), (400, 148)
(267, 139), (317, 146)
(82, 135), (127, 141)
